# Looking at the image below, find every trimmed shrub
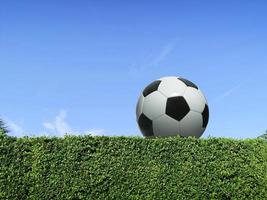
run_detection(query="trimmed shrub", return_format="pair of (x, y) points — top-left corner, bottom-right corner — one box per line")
(0, 135), (267, 199)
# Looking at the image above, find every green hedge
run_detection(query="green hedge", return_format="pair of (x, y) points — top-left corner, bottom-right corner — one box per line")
(0, 134), (267, 199)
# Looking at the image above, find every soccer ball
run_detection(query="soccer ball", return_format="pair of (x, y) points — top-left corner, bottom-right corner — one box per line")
(136, 76), (209, 138)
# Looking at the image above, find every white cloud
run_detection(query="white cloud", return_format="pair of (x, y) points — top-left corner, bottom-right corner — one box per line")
(150, 37), (179, 66)
(3, 110), (110, 137)
(3, 118), (25, 137)
(220, 84), (241, 98)
(43, 122), (55, 130)
(210, 84), (242, 104)
(84, 129), (105, 136)
(128, 37), (180, 77)
(43, 110), (72, 136)
(42, 110), (108, 137)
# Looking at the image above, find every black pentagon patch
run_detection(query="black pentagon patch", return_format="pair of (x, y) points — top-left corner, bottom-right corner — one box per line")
(202, 104), (209, 128)
(166, 96), (190, 121)
(138, 113), (154, 136)
(178, 77), (198, 89)
(142, 80), (161, 97)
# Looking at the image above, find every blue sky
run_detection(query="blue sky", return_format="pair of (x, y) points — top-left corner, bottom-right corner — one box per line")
(1, 1), (267, 138)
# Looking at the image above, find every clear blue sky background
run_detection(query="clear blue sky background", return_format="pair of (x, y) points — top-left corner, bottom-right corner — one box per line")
(1, 1), (267, 138)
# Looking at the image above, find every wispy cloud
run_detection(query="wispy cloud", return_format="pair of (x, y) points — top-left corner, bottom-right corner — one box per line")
(43, 110), (72, 136)
(42, 110), (107, 137)
(211, 84), (242, 104)
(84, 129), (105, 136)
(128, 37), (180, 77)
(3, 110), (122, 137)
(3, 117), (25, 137)
(150, 37), (180, 66)
(220, 84), (242, 98)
